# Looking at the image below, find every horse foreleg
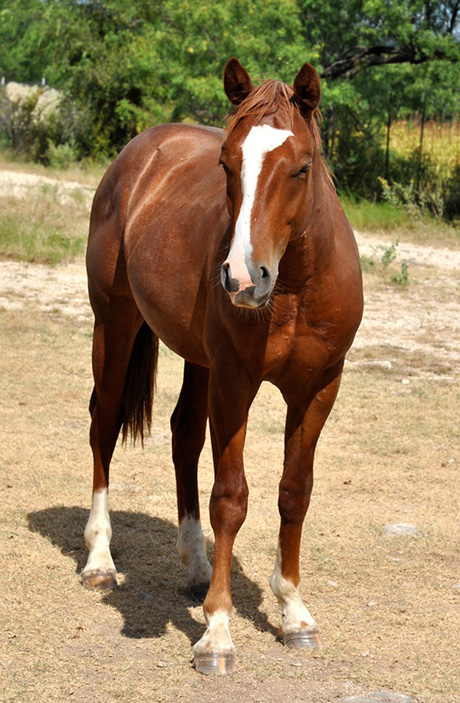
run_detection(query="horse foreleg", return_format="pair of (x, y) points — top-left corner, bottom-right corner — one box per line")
(171, 361), (212, 598)
(270, 370), (343, 648)
(192, 366), (257, 674)
(83, 313), (142, 589)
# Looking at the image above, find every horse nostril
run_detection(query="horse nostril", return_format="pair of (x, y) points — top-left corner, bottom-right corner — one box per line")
(260, 266), (270, 279)
(221, 261), (240, 293)
(256, 265), (272, 298)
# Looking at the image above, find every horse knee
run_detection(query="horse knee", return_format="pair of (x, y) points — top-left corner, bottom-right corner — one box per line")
(278, 483), (311, 524)
(210, 477), (249, 534)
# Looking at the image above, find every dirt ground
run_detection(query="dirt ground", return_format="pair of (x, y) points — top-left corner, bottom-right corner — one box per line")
(1, 170), (459, 703)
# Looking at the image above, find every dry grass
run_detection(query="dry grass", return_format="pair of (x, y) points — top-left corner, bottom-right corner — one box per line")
(0, 194), (88, 264)
(0, 150), (106, 187)
(0, 170), (94, 264)
(1, 251), (459, 703)
(390, 120), (460, 177)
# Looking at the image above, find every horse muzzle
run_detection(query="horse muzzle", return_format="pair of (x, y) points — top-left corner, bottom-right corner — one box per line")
(221, 260), (274, 308)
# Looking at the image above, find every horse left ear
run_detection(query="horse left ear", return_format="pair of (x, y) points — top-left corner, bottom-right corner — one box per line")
(293, 63), (321, 116)
(224, 58), (254, 105)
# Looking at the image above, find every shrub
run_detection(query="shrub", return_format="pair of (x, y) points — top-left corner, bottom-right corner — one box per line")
(46, 138), (79, 169)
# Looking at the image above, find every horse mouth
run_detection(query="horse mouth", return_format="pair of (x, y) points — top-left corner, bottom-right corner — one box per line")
(221, 259), (275, 310)
(228, 289), (271, 309)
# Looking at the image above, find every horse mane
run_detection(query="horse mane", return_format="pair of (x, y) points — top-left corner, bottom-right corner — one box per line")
(225, 79), (321, 145)
(225, 78), (332, 181)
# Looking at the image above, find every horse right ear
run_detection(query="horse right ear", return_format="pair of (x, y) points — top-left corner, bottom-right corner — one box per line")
(224, 58), (254, 105)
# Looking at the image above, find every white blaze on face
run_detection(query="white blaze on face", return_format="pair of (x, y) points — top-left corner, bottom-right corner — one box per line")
(227, 124), (293, 286)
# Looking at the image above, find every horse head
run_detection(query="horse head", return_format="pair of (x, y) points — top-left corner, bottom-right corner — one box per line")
(220, 58), (322, 309)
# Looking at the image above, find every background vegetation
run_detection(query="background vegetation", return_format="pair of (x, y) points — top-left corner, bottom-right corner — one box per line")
(1, 0), (460, 224)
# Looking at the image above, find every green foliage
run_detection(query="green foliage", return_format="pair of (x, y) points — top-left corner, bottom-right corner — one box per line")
(0, 0), (460, 216)
(379, 173), (445, 220)
(360, 239), (410, 286)
(0, 0), (311, 155)
(379, 239), (398, 269)
(390, 259), (410, 286)
(0, 85), (51, 159)
(46, 138), (79, 169)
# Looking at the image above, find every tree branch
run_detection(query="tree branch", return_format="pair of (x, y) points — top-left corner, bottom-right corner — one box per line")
(321, 44), (453, 81)
(449, 0), (460, 34)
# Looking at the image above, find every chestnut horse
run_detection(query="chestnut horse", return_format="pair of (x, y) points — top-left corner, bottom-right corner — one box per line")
(83, 58), (363, 674)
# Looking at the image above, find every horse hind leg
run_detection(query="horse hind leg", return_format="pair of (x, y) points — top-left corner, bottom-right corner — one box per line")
(171, 362), (212, 599)
(83, 312), (158, 590)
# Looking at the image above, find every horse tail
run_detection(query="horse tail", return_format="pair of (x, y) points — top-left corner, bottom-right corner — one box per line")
(121, 321), (159, 447)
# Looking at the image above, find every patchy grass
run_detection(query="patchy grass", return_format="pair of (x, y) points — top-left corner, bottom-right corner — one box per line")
(341, 194), (412, 233)
(1, 246), (459, 702)
(0, 160), (459, 701)
(341, 193), (460, 247)
(0, 183), (90, 264)
(0, 148), (106, 187)
(358, 239), (411, 288)
(0, 211), (85, 264)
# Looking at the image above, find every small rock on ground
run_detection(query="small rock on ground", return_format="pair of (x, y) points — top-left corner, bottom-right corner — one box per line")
(342, 693), (414, 703)
(382, 523), (421, 536)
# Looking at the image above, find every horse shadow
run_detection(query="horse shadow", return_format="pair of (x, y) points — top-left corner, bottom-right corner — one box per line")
(27, 506), (278, 643)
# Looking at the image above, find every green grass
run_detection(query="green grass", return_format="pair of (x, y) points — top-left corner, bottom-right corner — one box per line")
(0, 147), (95, 264)
(0, 184), (90, 264)
(0, 212), (85, 264)
(341, 192), (460, 246)
(341, 194), (412, 233)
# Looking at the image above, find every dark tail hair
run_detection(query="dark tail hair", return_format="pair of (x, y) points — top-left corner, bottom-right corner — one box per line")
(121, 321), (159, 446)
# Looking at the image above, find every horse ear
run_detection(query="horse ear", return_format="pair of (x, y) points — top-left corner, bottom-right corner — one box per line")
(293, 63), (321, 116)
(224, 58), (254, 105)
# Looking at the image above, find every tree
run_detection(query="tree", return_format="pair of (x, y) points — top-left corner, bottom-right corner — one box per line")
(297, 0), (460, 80)
(1, 0), (459, 201)
(292, 1), (460, 194)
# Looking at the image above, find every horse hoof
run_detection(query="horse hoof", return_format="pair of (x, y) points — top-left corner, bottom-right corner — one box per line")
(187, 582), (210, 602)
(82, 568), (117, 590)
(193, 651), (235, 675)
(283, 628), (323, 649)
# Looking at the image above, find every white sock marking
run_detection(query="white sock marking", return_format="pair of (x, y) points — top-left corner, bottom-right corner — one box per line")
(83, 488), (115, 574)
(270, 543), (316, 636)
(177, 515), (212, 587)
(193, 609), (234, 655)
(227, 124), (293, 284)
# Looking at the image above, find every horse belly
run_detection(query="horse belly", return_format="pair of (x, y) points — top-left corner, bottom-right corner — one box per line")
(126, 211), (223, 367)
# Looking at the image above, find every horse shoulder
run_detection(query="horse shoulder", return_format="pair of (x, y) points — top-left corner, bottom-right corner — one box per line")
(263, 251), (362, 392)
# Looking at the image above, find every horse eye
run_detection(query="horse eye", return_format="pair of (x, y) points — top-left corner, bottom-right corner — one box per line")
(219, 160), (230, 174)
(295, 162), (311, 178)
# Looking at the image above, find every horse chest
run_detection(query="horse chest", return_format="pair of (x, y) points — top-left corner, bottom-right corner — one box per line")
(263, 300), (332, 384)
